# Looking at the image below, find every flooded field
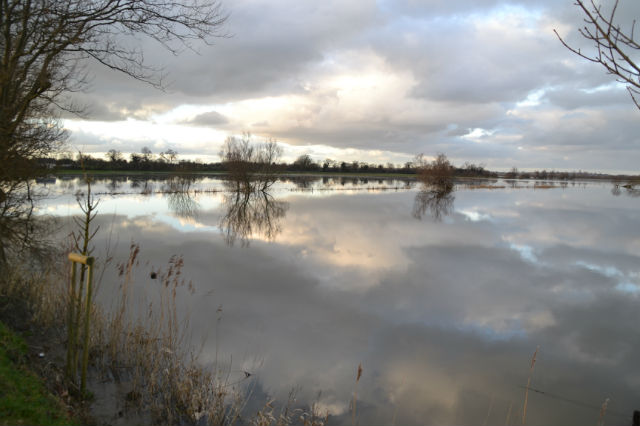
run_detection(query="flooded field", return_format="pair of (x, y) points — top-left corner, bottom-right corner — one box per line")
(34, 174), (640, 426)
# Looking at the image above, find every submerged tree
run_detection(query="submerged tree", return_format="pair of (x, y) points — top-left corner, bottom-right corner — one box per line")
(413, 153), (455, 221)
(220, 134), (283, 191)
(555, 0), (640, 109)
(416, 153), (455, 190)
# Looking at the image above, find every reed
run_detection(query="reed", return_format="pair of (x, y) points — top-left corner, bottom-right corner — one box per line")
(597, 398), (609, 426)
(0, 174), (331, 425)
(351, 363), (363, 426)
(522, 346), (539, 425)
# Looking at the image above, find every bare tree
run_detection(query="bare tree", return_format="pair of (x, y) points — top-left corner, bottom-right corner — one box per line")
(416, 153), (455, 189)
(163, 148), (179, 164)
(292, 154), (317, 171)
(0, 0), (226, 261)
(555, 0), (640, 108)
(141, 146), (154, 162)
(0, 0), (226, 186)
(220, 134), (282, 191)
(105, 149), (123, 163)
(505, 167), (519, 179)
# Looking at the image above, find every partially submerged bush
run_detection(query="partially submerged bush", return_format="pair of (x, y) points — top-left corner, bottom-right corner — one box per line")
(416, 153), (454, 189)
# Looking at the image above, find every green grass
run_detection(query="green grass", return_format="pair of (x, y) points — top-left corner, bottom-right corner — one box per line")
(0, 321), (75, 426)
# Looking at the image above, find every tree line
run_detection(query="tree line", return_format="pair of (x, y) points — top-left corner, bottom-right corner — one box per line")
(42, 145), (639, 182)
(45, 148), (497, 176)
(43, 135), (500, 177)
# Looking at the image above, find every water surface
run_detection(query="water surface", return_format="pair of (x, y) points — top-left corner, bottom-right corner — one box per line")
(37, 175), (640, 426)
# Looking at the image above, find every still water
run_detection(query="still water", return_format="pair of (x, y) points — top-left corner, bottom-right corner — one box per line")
(36, 175), (640, 425)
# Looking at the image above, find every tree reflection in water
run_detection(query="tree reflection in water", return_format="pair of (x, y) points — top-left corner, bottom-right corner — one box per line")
(412, 182), (455, 221)
(160, 174), (289, 245)
(0, 181), (55, 267)
(164, 176), (200, 219)
(220, 179), (288, 246)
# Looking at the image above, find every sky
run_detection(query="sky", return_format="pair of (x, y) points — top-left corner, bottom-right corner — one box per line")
(62, 0), (640, 173)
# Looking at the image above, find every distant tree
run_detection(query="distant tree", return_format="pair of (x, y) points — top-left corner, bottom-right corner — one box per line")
(141, 147), (153, 162)
(413, 153), (427, 168)
(130, 153), (142, 168)
(555, 0), (640, 109)
(105, 149), (123, 163)
(293, 154), (317, 171)
(158, 149), (178, 164)
(505, 167), (519, 179)
(459, 161), (488, 177)
(164, 149), (178, 164)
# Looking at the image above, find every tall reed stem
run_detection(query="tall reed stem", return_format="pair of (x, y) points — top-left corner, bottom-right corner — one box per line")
(522, 346), (539, 425)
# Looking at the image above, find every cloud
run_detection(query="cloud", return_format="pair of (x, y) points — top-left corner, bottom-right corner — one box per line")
(61, 0), (640, 173)
(181, 110), (229, 126)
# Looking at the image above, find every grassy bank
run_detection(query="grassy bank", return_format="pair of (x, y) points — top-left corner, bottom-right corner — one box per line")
(0, 321), (76, 426)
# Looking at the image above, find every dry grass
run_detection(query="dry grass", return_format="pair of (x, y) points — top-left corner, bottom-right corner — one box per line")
(85, 243), (328, 426)
(252, 391), (328, 426)
(89, 243), (247, 425)
(351, 363), (363, 426)
(0, 238), (327, 425)
(0, 254), (67, 330)
(0, 177), (329, 425)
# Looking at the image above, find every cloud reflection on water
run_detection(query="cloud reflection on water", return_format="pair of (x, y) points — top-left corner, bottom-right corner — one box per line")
(43, 177), (640, 425)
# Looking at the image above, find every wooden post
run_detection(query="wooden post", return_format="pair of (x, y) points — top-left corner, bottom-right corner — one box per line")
(80, 256), (94, 395)
(633, 410), (640, 426)
(66, 253), (95, 396)
(66, 261), (78, 379)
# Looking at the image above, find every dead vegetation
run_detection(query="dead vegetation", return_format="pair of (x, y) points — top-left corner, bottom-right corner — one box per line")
(0, 174), (327, 425)
(0, 235), (329, 425)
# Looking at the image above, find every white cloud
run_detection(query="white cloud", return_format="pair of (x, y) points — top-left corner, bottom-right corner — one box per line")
(64, 0), (640, 173)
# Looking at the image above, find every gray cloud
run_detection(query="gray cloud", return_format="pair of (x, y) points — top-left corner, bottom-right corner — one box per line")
(181, 110), (229, 126)
(62, 0), (640, 172)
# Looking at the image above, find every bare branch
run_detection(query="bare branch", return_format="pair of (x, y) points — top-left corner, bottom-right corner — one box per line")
(0, 0), (228, 255)
(555, 0), (640, 110)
